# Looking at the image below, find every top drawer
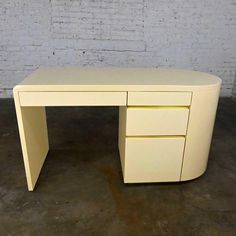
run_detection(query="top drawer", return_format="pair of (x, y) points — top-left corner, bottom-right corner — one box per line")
(128, 92), (191, 106)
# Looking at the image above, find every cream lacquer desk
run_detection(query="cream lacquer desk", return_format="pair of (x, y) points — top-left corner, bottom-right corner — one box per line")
(13, 68), (221, 191)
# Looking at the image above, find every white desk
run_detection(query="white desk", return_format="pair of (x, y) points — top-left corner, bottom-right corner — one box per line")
(13, 68), (221, 191)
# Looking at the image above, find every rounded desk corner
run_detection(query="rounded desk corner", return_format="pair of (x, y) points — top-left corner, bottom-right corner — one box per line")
(190, 70), (222, 90)
(180, 167), (207, 182)
(13, 85), (23, 94)
(212, 76), (222, 88)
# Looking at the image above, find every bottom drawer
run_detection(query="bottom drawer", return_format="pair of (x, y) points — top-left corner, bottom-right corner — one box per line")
(123, 137), (185, 182)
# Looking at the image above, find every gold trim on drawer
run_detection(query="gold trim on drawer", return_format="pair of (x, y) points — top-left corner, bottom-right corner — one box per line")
(128, 106), (189, 109)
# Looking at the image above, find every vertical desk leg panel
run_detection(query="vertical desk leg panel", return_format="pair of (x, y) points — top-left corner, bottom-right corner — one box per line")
(180, 87), (220, 180)
(14, 92), (49, 191)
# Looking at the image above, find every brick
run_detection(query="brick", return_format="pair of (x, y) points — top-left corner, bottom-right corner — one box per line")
(0, 0), (236, 98)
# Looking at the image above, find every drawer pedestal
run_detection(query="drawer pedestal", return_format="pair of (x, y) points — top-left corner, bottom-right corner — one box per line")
(119, 91), (190, 183)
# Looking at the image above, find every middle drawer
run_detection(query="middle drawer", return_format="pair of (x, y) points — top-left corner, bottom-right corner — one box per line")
(126, 107), (189, 136)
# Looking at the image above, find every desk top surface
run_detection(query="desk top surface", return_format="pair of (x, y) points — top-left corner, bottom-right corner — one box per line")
(14, 67), (221, 92)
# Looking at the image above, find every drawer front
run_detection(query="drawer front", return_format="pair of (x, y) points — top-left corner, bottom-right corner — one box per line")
(126, 107), (189, 136)
(19, 92), (127, 106)
(124, 137), (185, 182)
(128, 92), (191, 106)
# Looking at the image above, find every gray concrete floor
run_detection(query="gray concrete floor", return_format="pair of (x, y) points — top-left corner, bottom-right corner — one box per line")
(0, 98), (235, 236)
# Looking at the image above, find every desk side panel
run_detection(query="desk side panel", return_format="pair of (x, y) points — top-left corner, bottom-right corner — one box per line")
(181, 86), (221, 180)
(118, 106), (127, 176)
(14, 90), (49, 190)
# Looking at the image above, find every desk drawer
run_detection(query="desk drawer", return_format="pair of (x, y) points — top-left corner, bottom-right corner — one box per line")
(19, 92), (127, 106)
(126, 107), (189, 136)
(128, 92), (191, 106)
(124, 137), (185, 182)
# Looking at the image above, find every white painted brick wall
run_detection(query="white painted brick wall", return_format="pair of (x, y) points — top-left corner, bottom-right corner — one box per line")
(0, 0), (236, 98)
